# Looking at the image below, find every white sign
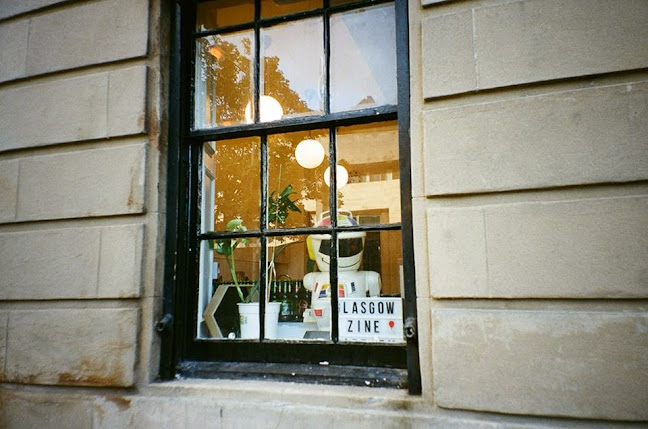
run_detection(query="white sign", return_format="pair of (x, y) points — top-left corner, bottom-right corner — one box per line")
(338, 298), (405, 343)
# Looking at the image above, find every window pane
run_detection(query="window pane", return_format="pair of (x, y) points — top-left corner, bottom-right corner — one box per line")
(195, 31), (254, 129)
(198, 237), (261, 339)
(267, 130), (330, 229)
(261, 0), (322, 19)
(330, 4), (397, 112)
(337, 229), (405, 344)
(261, 19), (324, 120)
(203, 138), (260, 233)
(267, 235), (326, 340)
(336, 122), (400, 224)
(196, 0), (254, 31)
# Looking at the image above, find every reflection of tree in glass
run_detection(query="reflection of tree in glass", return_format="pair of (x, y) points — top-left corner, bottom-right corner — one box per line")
(201, 37), (333, 230)
(263, 56), (310, 116)
(199, 37), (252, 125)
(199, 36), (311, 124)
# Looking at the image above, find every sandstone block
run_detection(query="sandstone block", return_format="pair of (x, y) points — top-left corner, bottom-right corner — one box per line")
(0, 227), (99, 300)
(0, 389), (93, 428)
(0, 19), (28, 82)
(5, 308), (139, 387)
(474, 0), (648, 90)
(16, 142), (146, 221)
(427, 208), (487, 297)
(432, 308), (648, 420)
(0, 74), (108, 151)
(0, 67), (147, 152)
(98, 224), (144, 298)
(25, 0), (149, 76)
(0, 159), (19, 222)
(422, 11), (476, 98)
(0, 312), (7, 382)
(485, 196), (648, 298)
(424, 81), (648, 195)
(108, 66), (147, 137)
(428, 195), (648, 298)
(0, 224), (143, 300)
(0, 0), (70, 20)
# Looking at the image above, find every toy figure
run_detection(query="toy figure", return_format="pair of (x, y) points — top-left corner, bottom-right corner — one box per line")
(303, 211), (381, 330)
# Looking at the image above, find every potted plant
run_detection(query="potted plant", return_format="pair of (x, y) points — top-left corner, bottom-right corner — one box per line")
(267, 184), (302, 284)
(211, 218), (280, 339)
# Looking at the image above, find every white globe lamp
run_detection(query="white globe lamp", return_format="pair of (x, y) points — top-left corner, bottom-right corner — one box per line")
(324, 165), (349, 189)
(295, 139), (325, 169)
(245, 95), (283, 123)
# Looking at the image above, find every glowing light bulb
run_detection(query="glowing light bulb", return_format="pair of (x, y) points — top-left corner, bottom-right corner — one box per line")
(324, 165), (349, 189)
(295, 139), (325, 169)
(245, 95), (283, 123)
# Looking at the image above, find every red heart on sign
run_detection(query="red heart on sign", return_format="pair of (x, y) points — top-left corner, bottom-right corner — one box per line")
(388, 321), (395, 328)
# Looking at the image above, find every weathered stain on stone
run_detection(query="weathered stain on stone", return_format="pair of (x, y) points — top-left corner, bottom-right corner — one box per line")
(12, 373), (41, 385)
(57, 357), (126, 387)
(106, 396), (132, 410)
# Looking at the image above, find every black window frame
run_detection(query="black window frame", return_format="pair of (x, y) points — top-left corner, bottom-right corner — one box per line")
(161, 0), (420, 394)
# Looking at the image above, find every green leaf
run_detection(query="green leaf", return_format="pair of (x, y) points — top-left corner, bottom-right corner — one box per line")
(226, 218), (243, 231)
(279, 184), (293, 198)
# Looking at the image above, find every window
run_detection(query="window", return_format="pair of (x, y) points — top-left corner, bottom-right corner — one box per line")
(162, 0), (419, 392)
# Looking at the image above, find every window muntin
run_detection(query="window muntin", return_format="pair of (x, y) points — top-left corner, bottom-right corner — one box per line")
(190, 0), (408, 356)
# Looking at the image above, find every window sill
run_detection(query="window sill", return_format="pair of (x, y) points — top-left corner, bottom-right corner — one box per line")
(176, 361), (408, 389)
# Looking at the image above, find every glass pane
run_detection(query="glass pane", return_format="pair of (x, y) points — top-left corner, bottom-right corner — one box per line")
(337, 229), (405, 344)
(267, 130), (330, 229)
(330, 4), (397, 112)
(267, 235), (327, 340)
(261, 0), (322, 19)
(196, 0), (254, 31)
(198, 237), (261, 339)
(195, 31), (254, 128)
(261, 19), (324, 120)
(203, 138), (260, 233)
(336, 121), (400, 224)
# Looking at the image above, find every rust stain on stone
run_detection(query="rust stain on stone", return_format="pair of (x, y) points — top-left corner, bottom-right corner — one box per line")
(57, 357), (127, 387)
(127, 180), (135, 208)
(107, 396), (132, 410)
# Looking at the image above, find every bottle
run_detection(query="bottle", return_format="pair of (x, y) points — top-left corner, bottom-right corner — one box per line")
(269, 281), (278, 302)
(280, 281), (292, 322)
(291, 281), (301, 321)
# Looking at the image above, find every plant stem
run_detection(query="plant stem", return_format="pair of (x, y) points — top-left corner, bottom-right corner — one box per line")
(228, 252), (245, 302)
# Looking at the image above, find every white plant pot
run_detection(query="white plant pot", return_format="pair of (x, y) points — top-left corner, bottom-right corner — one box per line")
(237, 302), (281, 339)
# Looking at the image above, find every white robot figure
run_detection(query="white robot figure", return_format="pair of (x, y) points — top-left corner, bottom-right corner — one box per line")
(303, 211), (381, 331)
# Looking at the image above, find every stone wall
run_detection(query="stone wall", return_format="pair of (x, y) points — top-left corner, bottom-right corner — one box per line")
(413, 0), (648, 421)
(0, 0), (162, 398)
(0, 0), (646, 427)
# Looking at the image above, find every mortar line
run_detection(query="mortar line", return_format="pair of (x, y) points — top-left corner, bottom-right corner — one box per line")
(24, 18), (32, 77)
(482, 208), (490, 297)
(471, 7), (479, 90)
(4, 312), (10, 378)
(13, 160), (21, 222)
(105, 69), (111, 137)
(96, 229), (103, 296)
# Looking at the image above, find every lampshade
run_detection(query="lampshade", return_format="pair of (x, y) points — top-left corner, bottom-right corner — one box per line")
(245, 95), (283, 123)
(295, 139), (325, 169)
(324, 165), (349, 189)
